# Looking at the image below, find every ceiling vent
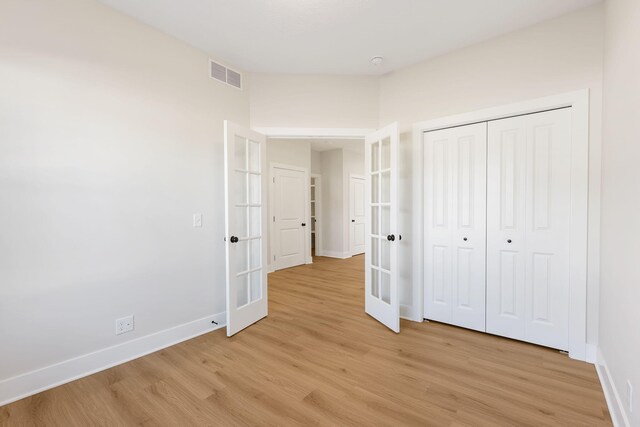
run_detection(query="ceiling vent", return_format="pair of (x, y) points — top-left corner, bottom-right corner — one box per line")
(209, 59), (242, 90)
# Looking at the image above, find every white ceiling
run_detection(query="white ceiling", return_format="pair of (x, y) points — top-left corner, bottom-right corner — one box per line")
(98, 0), (600, 75)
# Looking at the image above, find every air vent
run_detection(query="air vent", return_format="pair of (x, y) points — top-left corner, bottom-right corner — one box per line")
(209, 59), (242, 90)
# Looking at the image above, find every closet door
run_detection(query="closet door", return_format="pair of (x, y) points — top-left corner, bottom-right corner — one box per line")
(486, 108), (571, 350)
(424, 123), (487, 332)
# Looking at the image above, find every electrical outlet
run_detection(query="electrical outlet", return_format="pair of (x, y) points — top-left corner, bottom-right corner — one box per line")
(115, 315), (134, 335)
(193, 213), (202, 228)
(628, 380), (633, 413)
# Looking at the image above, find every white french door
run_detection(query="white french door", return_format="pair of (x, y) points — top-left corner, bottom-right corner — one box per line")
(350, 175), (366, 256)
(224, 121), (268, 336)
(424, 123), (487, 332)
(365, 122), (400, 333)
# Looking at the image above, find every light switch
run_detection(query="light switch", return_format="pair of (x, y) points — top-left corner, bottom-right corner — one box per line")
(193, 213), (202, 228)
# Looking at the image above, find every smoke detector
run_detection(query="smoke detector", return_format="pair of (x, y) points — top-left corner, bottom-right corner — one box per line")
(370, 56), (384, 66)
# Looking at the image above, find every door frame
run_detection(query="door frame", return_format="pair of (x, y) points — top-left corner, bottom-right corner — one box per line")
(348, 173), (366, 256)
(412, 89), (592, 362)
(311, 173), (322, 257)
(269, 162), (311, 272)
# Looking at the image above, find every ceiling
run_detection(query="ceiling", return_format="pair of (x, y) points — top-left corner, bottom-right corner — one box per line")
(98, 0), (600, 75)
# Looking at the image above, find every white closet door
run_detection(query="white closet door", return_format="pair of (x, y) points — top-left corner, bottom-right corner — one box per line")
(424, 123), (487, 332)
(486, 108), (571, 350)
(274, 167), (307, 270)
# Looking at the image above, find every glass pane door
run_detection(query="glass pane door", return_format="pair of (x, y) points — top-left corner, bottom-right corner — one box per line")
(365, 123), (399, 333)
(224, 121), (267, 336)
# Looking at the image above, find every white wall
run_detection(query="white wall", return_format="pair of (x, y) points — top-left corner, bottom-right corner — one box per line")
(249, 73), (379, 129)
(311, 151), (322, 175)
(342, 148), (365, 254)
(318, 149), (345, 256)
(0, 0), (249, 392)
(379, 3), (604, 340)
(599, 0), (640, 424)
(266, 139), (312, 268)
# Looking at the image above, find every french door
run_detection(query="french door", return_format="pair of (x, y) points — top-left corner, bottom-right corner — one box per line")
(224, 121), (268, 336)
(365, 122), (400, 333)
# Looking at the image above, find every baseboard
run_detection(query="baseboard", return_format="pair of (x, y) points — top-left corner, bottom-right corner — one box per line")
(0, 312), (225, 407)
(596, 347), (631, 427)
(320, 250), (351, 259)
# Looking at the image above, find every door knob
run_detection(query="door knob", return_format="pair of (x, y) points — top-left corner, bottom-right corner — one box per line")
(507, 239), (512, 243)
(351, 219), (355, 222)
(301, 223), (306, 227)
(387, 234), (395, 241)
(230, 236), (239, 243)
(463, 237), (468, 241)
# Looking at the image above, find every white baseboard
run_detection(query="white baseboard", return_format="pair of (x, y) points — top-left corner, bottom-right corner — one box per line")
(0, 312), (225, 407)
(596, 347), (631, 427)
(320, 250), (351, 259)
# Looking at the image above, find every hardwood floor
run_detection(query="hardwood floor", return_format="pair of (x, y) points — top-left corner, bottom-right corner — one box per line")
(1, 255), (611, 426)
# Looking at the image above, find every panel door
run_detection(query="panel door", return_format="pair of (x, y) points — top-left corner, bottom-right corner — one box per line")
(424, 123), (487, 332)
(224, 121), (268, 336)
(486, 108), (571, 350)
(274, 167), (307, 270)
(350, 176), (366, 256)
(365, 122), (400, 333)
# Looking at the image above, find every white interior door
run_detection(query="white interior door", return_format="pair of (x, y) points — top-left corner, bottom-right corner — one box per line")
(365, 122), (399, 333)
(350, 175), (366, 256)
(486, 108), (571, 350)
(273, 166), (307, 270)
(424, 123), (487, 332)
(224, 121), (268, 336)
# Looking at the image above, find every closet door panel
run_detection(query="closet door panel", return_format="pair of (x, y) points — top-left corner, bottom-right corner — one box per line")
(487, 109), (571, 350)
(524, 109), (571, 350)
(424, 135), (453, 324)
(425, 123), (487, 331)
(487, 118), (527, 340)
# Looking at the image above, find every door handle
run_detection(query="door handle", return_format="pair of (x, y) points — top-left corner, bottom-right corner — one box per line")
(301, 223), (306, 227)
(463, 237), (468, 241)
(230, 236), (239, 243)
(507, 239), (512, 243)
(387, 234), (395, 242)
(351, 219), (355, 222)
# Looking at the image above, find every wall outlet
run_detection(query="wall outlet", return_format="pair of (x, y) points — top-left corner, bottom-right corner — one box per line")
(193, 213), (202, 228)
(628, 380), (634, 413)
(115, 315), (134, 335)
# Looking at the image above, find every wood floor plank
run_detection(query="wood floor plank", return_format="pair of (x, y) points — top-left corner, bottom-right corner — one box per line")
(1, 255), (611, 426)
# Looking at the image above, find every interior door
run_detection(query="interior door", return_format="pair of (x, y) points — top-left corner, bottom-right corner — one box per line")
(224, 121), (268, 336)
(365, 122), (400, 333)
(273, 166), (307, 270)
(350, 175), (366, 256)
(424, 123), (487, 332)
(486, 108), (571, 350)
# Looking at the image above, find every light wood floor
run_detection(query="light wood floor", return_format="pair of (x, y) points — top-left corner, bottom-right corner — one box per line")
(1, 255), (611, 426)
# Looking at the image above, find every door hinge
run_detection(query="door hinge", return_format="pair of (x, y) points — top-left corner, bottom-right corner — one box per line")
(273, 216), (276, 222)
(273, 177), (275, 183)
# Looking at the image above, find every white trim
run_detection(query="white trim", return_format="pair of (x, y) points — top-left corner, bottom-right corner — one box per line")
(253, 127), (375, 140)
(269, 162), (311, 272)
(320, 250), (352, 259)
(0, 312), (225, 406)
(311, 173), (322, 259)
(412, 89), (591, 361)
(596, 348), (630, 427)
